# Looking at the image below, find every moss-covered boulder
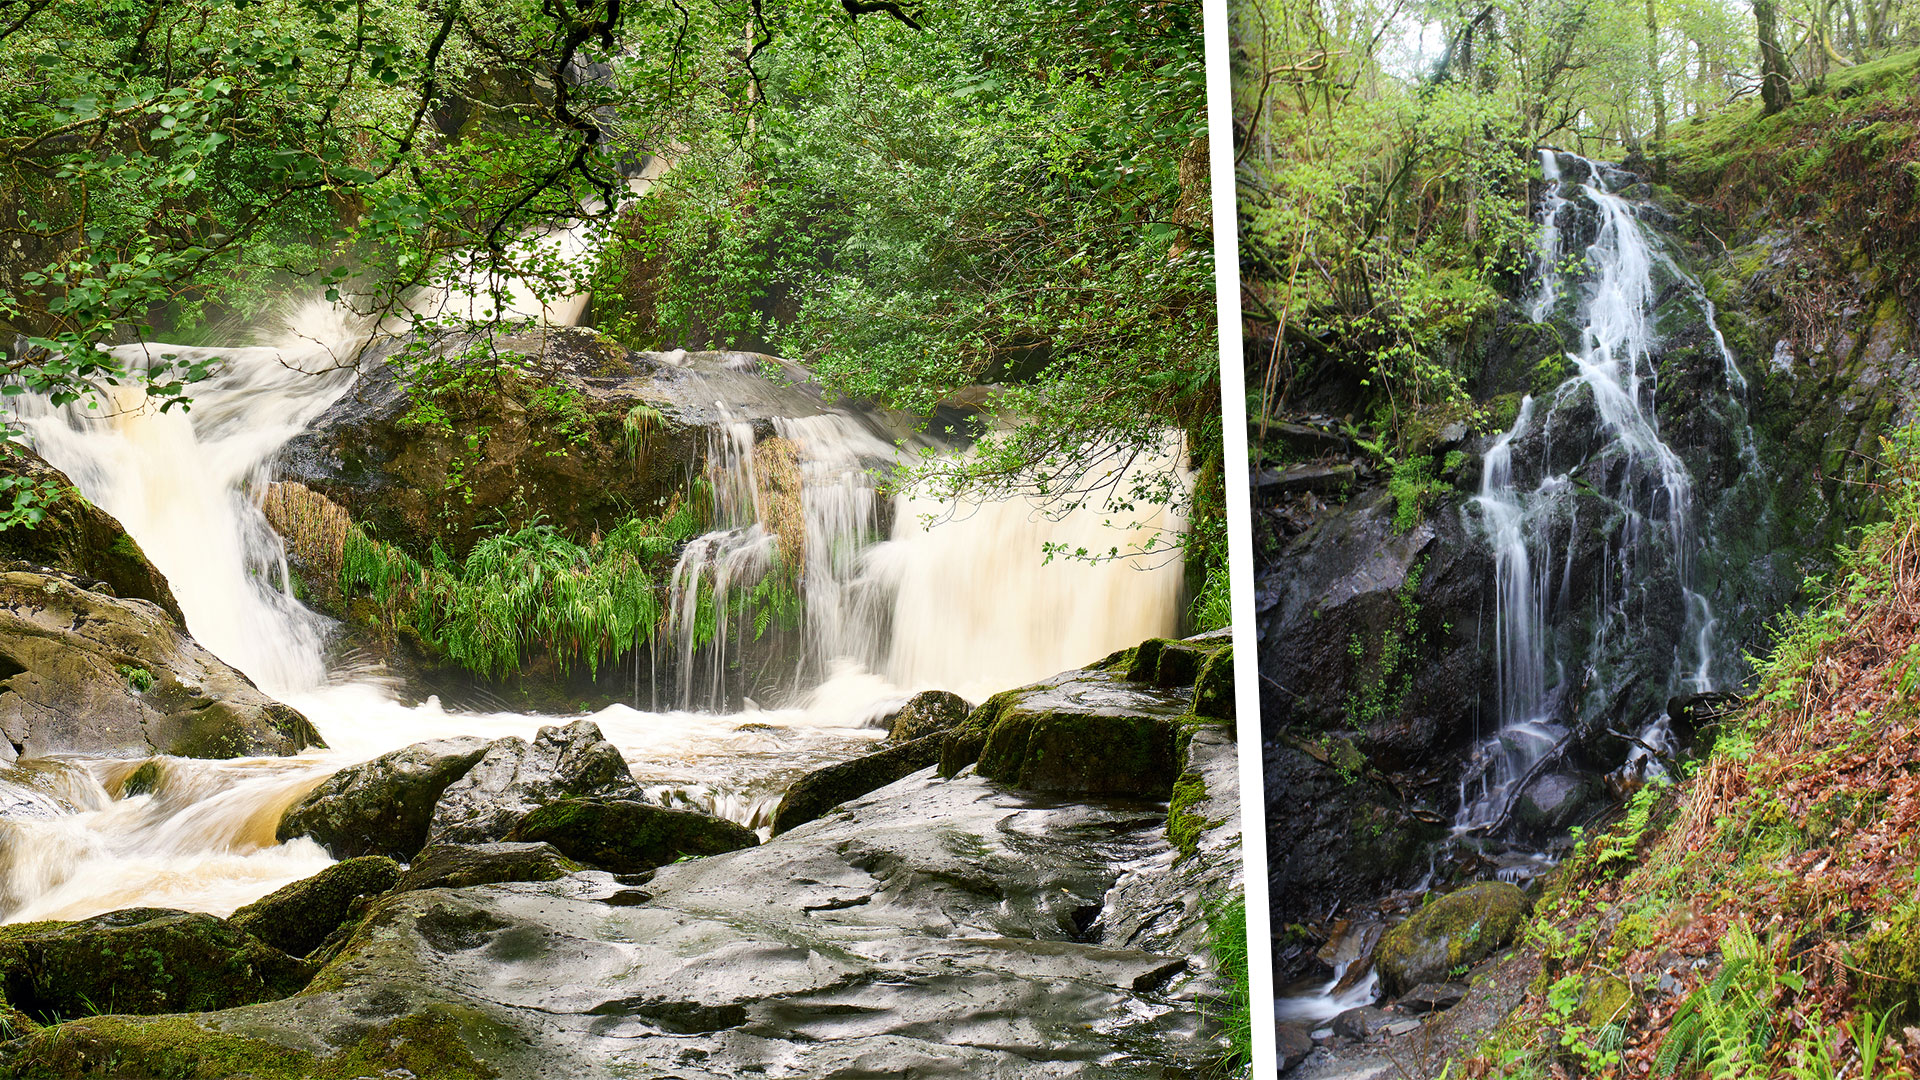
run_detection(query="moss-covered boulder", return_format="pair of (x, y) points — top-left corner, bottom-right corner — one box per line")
(505, 798), (757, 871)
(393, 842), (583, 892)
(278, 736), (491, 860)
(0, 570), (321, 763)
(1191, 645), (1233, 721)
(0, 909), (312, 1021)
(1852, 903), (1920, 1014)
(230, 856), (402, 958)
(884, 690), (972, 744)
(973, 672), (1185, 798)
(0, 445), (181, 622)
(1374, 882), (1532, 995)
(768, 737), (943, 836)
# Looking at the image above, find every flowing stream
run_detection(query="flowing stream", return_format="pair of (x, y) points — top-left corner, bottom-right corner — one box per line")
(0, 292), (1187, 924)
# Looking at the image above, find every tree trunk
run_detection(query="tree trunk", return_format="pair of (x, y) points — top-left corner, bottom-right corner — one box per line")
(1756, 0), (1793, 115)
(1647, 0), (1667, 171)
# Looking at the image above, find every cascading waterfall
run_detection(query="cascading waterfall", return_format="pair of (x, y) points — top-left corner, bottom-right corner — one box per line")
(0, 301), (1188, 924)
(1456, 151), (1753, 835)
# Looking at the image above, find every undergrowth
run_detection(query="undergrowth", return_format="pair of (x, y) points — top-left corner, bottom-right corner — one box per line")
(1467, 425), (1920, 1078)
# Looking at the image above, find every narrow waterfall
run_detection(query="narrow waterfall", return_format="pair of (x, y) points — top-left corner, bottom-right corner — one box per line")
(0, 309), (1188, 925)
(1455, 151), (1754, 835)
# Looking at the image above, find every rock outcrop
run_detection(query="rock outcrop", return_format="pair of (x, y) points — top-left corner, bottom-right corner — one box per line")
(426, 720), (640, 845)
(506, 798), (757, 872)
(0, 570), (320, 763)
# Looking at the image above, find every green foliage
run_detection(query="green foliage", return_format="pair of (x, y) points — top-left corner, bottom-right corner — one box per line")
(1656, 924), (1796, 1078)
(1190, 564), (1232, 633)
(116, 665), (154, 693)
(341, 502), (704, 681)
(1590, 782), (1665, 874)
(1344, 559), (1424, 730)
(1203, 893), (1252, 1076)
(1388, 455), (1451, 533)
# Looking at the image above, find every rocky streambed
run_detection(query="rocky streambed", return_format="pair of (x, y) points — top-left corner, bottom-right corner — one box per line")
(0, 477), (1241, 1077)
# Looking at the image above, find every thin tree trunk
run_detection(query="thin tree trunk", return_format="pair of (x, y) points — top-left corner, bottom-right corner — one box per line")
(1756, 0), (1793, 114)
(1647, 0), (1667, 166)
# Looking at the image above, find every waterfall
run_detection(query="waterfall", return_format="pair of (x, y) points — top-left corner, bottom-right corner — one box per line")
(0, 305), (1187, 923)
(1456, 151), (1752, 834)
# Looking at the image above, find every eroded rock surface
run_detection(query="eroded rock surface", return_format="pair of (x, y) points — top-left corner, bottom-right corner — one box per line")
(277, 736), (491, 860)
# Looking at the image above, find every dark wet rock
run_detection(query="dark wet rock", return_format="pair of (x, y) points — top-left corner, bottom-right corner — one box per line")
(0, 908), (311, 1020)
(1513, 772), (1600, 838)
(970, 666), (1187, 798)
(769, 736), (942, 835)
(274, 325), (706, 561)
(1277, 1022), (1315, 1072)
(883, 689), (971, 744)
(394, 841), (583, 892)
(426, 720), (639, 845)
(506, 798), (757, 872)
(1398, 981), (1468, 1014)
(229, 856), (402, 959)
(277, 736), (491, 860)
(1331, 1005), (1392, 1041)
(0, 446), (181, 621)
(1265, 733), (1444, 929)
(0, 570), (321, 764)
(1375, 882), (1531, 995)
(1192, 644), (1234, 721)
(3, 770), (1228, 1078)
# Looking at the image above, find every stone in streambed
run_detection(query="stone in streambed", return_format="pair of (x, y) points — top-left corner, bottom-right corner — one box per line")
(883, 689), (971, 744)
(1330, 1004), (1392, 1040)
(0, 445), (181, 622)
(506, 798), (756, 871)
(1397, 980), (1468, 1014)
(394, 842), (583, 892)
(768, 736), (943, 836)
(1374, 882), (1531, 995)
(229, 856), (401, 958)
(1277, 1022), (1314, 1072)
(972, 670), (1185, 798)
(0, 909), (311, 1020)
(426, 720), (639, 846)
(277, 736), (491, 860)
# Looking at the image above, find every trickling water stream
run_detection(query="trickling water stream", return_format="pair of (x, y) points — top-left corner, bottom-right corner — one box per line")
(0, 293), (1187, 924)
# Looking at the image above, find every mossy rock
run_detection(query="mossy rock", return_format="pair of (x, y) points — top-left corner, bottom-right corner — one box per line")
(278, 736), (491, 860)
(1374, 882), (1532, 995)
(1191, 645), (1233, 721)
(393, 842), (583, 893)
(885, 690), (973, 744)
(1852, 903), (1920, 1014)
(0, 909), (312, 1022)
(976, 700), (1180, 798)
(768, 737), (943, 836)
(0, 1002), (504, 1079)
(119, 759), (162, 797)
(0, 446), (182, 622)
(229, 856), (401, 958)
(938, 690), (1020, 778)
(505, 799), (757, 870)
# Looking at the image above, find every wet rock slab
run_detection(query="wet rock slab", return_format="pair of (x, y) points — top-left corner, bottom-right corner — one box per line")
(0, 771), (1222, 1078)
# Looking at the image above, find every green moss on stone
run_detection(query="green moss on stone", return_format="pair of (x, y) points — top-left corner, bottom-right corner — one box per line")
(120, 761), (162, 798)
(1167, 773), (1223, 860)
(1853, 902), (1920, 1014)
(1373, 882), (1531, 995)
(229, 856), (401, 959)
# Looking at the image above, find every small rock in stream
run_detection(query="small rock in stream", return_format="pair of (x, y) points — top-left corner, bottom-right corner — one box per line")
(1278, 1023), (1315, 1072)
(1331, 1004), (1393, 1040)
(1398, 980), (1468, 1013)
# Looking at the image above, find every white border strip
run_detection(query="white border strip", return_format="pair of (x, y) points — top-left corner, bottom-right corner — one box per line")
(1201, 0), (1276, 1069)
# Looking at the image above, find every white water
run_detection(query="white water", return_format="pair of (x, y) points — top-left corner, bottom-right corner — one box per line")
(1457, 152), (1742, 832)
(0, 304), (1186, 923)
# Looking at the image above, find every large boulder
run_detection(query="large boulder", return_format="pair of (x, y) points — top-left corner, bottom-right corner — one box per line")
(0, 446), (181, 621)
(883, 690), (971, 744)
(277, 736), (491, 860)
(274, 326), (705, 560)
(1374, 882), (1531, 995)
(0, 570), (320, 763)
(229, 856), (401, 958)
(768, 736), (942, 836)
(0, 908), (311, 1020)
(971, 668), (1186, 798)
(393, 842), (583, 892)
(425, 720), (640, 845)
(506, 798), (757, 872)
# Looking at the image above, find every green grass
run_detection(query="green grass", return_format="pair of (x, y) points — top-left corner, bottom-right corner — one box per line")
(1205, 893), (1251, 1077)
